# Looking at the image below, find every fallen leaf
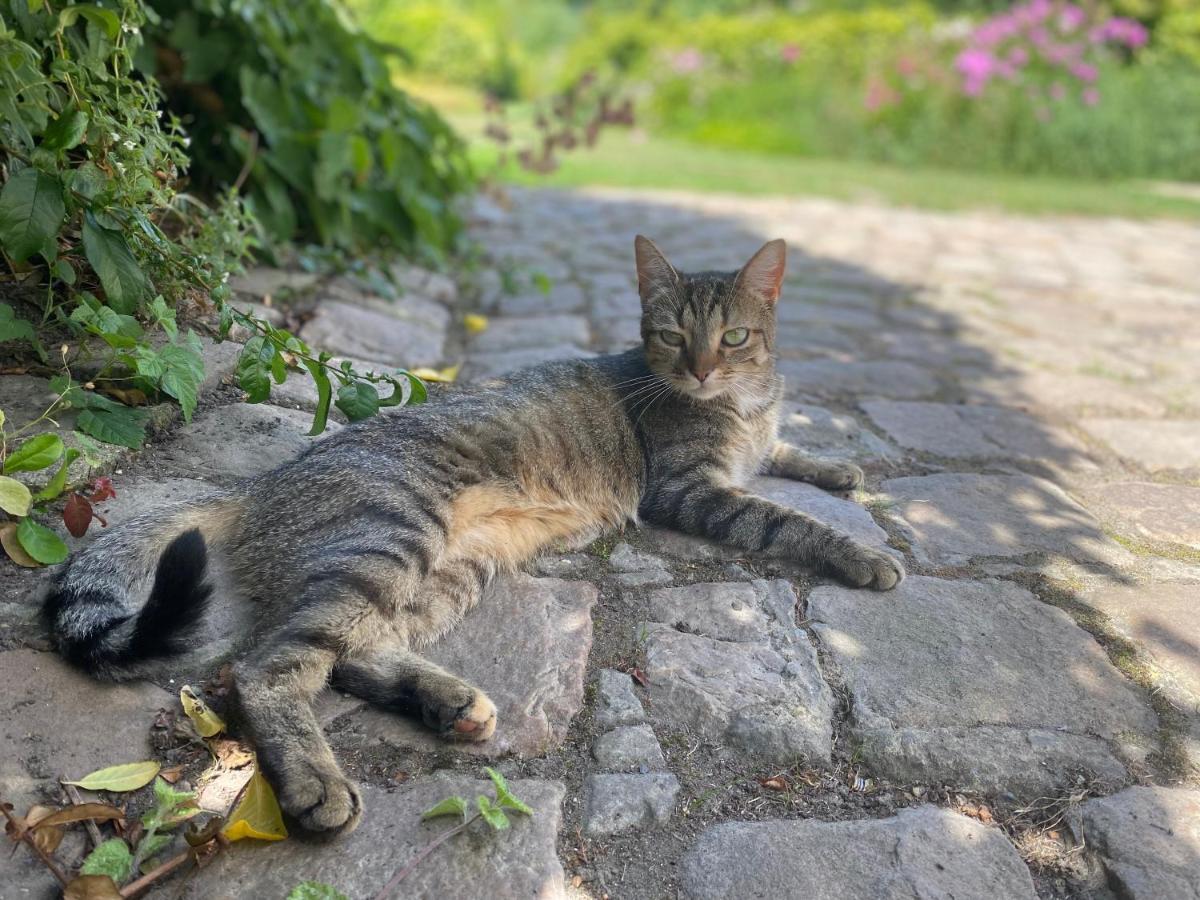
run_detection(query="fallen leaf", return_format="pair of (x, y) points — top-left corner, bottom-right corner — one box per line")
(63, 493), (94, 538)
(180, 685), (225, 737)
(31, 802), (123, 830)
(184, 815), (225, 847)
(630, 668), (647, 687)
(410, 364), (459, 383)
(66, 761), (160, 792)
(571, 875), (584, 889)
(158, 765), (185, 784)
(63, 874), (123, 900)
(22, 806), (63, 854)
(0, 521), (40, 567)
(759, 775), (790, 792)
(210, 738), (254, 770)
(463, 313), (488, 335)
(222, 768), (287, 842)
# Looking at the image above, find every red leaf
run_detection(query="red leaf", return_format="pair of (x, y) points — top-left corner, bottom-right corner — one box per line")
(63, 494), (93, 538)
(630, 668), (647, 687)
(86, 477), (116, 503)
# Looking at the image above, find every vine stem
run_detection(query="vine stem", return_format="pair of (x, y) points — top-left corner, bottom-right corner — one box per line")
(373, 813), (481, 900)
(0, 801), (70, 888)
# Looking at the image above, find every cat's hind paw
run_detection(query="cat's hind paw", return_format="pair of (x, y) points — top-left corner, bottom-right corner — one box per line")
(831, 544), (905, 591)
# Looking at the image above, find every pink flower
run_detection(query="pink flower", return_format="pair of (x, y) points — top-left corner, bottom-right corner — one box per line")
(1059, 5), (1086, 32)
(1008, 46), (1030, 67)
(780, 43), (802, 64)
(669, 48), (704, 75)
(1070, 61), (1098, 82)
(1050, 82), (1066, 101)
(864, 78), (899, 112)
(1083, 87), (1100, 106)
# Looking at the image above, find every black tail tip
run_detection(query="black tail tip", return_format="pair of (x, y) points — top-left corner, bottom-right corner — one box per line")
(128, 528), (214, 659)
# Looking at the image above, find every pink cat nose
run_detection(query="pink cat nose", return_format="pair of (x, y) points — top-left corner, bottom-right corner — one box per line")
(692, 368), (714, 383)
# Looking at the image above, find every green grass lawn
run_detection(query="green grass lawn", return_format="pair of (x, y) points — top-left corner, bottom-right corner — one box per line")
(460, 118), (1200, 220)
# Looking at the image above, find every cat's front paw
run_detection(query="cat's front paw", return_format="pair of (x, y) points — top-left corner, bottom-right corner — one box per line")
(279, 761), (363, 835)
(830, 544), (905, 591)
(810, 462), (864, 493)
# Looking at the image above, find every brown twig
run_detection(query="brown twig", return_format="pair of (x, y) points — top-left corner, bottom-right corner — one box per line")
(0, 801), (70, 888)
(118, 848), (192, 898)
(60, 779), (103, 849)
(374, 814), (481, 899)
(231, 131), (259, 194)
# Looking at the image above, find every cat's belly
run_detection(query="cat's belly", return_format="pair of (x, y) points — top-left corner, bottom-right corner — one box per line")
(442, 478), (639, 570)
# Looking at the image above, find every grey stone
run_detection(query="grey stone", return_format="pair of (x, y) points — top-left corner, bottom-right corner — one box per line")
(751, 477), (891, 549)
(469, 314), (589, 353)
(808, 576), (1157, 795)
(594, 315), (642, 352)
(582, 773), (679, 836)
(1081, 419), (1200, 471)
(681, 806), (1036, 900)
(863, 401), (1094, 469)
(1079, 580), (1200, 705)
(228, 266), (318, 299)
(299, 299), (446, 367)
(609, 543), (673, 587)
(594, 669), (646, 729)
(648, 582), (770, 644)
(496, 282), (587, 316)
(776, 301), (881, 330)
(1083, 481), (1200, 548)
(1075, 787), (1200, 900)
(152, 403), (336, 481)
(388, 262), (458, 304)
(466, 345), (592, 380)
(778, 359), (938, 401)
(776, 402), (897, 462)
(969, 371), (1169, 418)
(340, 575), (594, 757)
(177, 778), (565, 899)
(883, 473), (1127, 568)
(0, 649), (172, 811)
(592, 724), (667, 772)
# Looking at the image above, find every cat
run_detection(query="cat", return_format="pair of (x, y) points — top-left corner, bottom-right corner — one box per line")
(43, 235), (904, 835)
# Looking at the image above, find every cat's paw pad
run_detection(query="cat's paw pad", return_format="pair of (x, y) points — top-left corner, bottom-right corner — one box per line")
(281, 764), (363, 835)
(833, 545), (905, 591)
(425, 688), (498, 743)
(812, 463), (864, 492)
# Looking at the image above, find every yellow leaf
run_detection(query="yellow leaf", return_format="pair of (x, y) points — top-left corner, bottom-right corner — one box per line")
(0, 521), (40, 567)
(180, 685), (225, 737)
(222, 767), (287, 842)
(410, 364), (460, 384)
(65, 761), (160, 792)
(64, 875), (123, 900)
(463, 313), (488, 335)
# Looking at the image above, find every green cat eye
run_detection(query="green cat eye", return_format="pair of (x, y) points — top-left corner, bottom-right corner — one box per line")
(721, 327), (750, 347)
(659, 330), (685, 347)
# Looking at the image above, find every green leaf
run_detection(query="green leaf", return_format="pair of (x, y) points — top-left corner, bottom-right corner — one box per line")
(76, 406), (146, 450)
(0, 476), (33, 517)
(532, 271), (552, 295)
(53, 259), (76, 285)
(158, 336), (204, 421)
(80, 838), (132, 883)
(484, 767), (533, 816)
(16, 518), (68, 564)
(476, 795), (510, 831)
(236, 336), (275, 403)
(420, 796), (467, 821)
(287, 882), (348, 900)
(4, 433), (64, 473)
(136, 833), (173, 871)
(58, 4), (121, 39)
(0, 166), (65, 264)
(0, 303), (36, 344)
(82, 212), (150, 314)
(334, 380), (379, 422)
(67, 761), (160, 792)
(304, 360), (333, 437)
(148, 296), (178, 340)
(152, 776), (197, 814)
(42, 107), (90, 151)
(33, 448), (80, 502)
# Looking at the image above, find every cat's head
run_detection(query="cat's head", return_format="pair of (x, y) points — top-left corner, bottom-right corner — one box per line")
(635, 235), (784, 403)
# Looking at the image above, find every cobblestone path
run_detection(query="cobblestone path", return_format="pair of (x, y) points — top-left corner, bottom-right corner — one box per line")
(2, 187), (1198, 898)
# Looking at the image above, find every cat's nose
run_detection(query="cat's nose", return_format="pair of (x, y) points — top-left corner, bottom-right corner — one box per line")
(692, 368), (714, 383)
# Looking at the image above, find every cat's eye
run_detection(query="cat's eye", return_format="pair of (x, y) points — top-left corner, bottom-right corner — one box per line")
(721, 327), (750, 347)
(659, 331), (685, 347)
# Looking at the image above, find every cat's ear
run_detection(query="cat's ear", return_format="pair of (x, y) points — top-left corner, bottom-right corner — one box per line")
(735, 239), (787, 305)
(634, 235), (680, 306)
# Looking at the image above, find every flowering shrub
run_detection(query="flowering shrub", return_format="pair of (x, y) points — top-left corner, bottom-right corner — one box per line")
(955, 1), (1149, 108)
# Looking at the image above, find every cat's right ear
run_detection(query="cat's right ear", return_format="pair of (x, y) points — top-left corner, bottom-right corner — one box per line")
(634, 235), (680, 307)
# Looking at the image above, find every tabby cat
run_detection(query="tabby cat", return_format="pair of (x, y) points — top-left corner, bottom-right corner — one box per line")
(44, 236), (904, 835)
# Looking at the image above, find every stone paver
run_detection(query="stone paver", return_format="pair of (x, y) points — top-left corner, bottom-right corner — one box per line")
(776, 402), (898, 462)
(594, 669), (647, 730)
(469, 314), (589, 353)
(179, 778), (566, 899)
(582, 773), (680, 836)
(681, 806), (1037, 900)
(883, 473), (1128, 568)
(592, 724), (667, 772)
(1081, 419), (1200, 472)
(1073, 787), (1200, 900)
(778, 359), (939, 401)
(809, 576), (1157, 795)
(337, 574), (594, 757)
(1084, 481), (1200, 548)
(299, 298), (447, 367)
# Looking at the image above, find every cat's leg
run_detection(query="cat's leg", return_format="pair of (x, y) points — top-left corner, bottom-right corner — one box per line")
(332, 557), (497, 741)
(764, 441), (863, 492)
(333, 643), (497, 741)
(642, 475), (903, 590)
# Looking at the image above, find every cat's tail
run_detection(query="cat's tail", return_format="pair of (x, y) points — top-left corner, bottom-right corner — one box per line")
(42, 492), (245, 681)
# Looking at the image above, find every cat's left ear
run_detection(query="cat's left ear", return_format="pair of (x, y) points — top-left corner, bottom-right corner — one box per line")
(735, 239), (787, 305)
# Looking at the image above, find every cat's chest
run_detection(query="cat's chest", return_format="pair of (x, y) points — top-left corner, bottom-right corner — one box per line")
(720, 404), (779, 487)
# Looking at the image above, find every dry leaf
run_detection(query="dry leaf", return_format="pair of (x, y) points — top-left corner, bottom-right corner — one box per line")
(222, 768), (287, 842)
(65, 761), (160, 792)
(97, 386), (148, 406)
(23, 805), (63, 853)
(32, 802), (123, 830)
(180, 685), (225, 737)
(759, 775), (790, 792)
(63, 875), (123, 900)
(630, 668), (647, 687)
(159, 765), (185, 784)
(463, 313), (489, 335)
(0, 521), (40, 567)
(410, 364), (459, 383)
(210, 738), (253, 770)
